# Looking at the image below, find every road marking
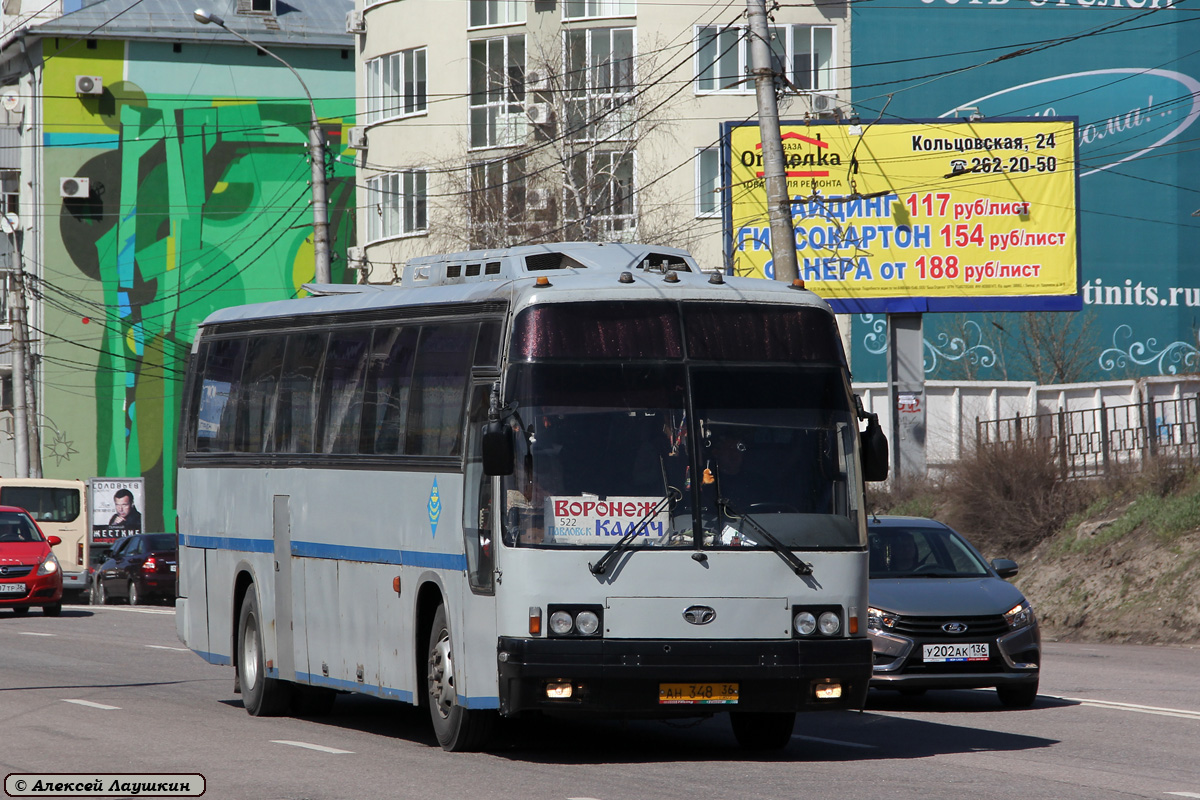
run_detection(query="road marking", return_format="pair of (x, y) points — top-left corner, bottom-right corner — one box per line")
(95, 606), (174, 616)
(63, 699), (120, 710)
(1165, 793), (1200, 798)
(19, 632), (55, 637)
(792, 734), (878, 750)
(1049, 695), (1200, 722)
(145, 644), (189, 652)
(271, 740), (353, 754)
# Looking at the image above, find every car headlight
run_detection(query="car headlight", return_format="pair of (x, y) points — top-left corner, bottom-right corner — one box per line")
(37, 553), (60, 576)
(1004, 601), (1034, 630)
(867, 606), (898, 631)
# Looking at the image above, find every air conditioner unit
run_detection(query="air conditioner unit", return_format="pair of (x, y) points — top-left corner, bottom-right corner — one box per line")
(526, 187), (551, 211)
(75, 75), (103, 95)
(525, 68), (551, 92)
(347, 126), (368, 150)
(808, 91), (839, 114)
(345, 10), (365, 34)
(60, 177), (90, 199)
(526, 103), (554, 126)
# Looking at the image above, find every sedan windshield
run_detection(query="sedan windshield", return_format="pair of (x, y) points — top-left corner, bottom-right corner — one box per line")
(0, 512), (42, 543)
(868, 525), (990, 578)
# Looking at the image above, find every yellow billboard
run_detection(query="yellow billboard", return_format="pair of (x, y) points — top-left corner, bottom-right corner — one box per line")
(726, 119), (1080, 312)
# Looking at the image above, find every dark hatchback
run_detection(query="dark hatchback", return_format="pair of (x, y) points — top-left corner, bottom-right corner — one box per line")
(866, 516), (1041, 707)
(92, 533), (177, 606)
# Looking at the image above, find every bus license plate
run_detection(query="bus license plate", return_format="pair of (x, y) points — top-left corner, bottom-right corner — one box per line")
(659, 683), (739, 705)
(0, 583), (26, 594)
(923, 643), (989, 662)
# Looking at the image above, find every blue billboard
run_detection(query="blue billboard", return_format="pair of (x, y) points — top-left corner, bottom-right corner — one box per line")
(850, 0), (1200, 381)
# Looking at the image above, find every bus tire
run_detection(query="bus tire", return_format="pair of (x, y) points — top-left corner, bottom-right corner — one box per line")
(426, 605), (495, 751)
(730, 711), (795, 750)
(238, 589), (291, 716)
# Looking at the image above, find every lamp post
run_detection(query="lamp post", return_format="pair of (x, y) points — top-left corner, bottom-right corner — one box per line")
(193, 9), (332, 284)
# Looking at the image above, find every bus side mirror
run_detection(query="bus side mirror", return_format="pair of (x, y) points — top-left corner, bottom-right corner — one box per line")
(860, 415), (889, 483)
(482, 420), (514, 476)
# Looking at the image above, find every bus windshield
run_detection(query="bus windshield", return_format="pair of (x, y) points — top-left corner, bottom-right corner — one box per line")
(500, 362), (862, 550)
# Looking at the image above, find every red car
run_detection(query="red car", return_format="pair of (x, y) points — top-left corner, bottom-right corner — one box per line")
(0, 505), (64, 616)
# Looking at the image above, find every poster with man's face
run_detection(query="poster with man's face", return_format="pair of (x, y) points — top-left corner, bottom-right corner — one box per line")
(89, 478), (145, 544)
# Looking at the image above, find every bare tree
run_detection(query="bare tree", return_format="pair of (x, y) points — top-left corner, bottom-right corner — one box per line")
(993, 310), (1100, 384)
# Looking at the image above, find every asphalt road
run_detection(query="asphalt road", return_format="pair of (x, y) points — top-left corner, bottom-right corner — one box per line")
(2, 604), (1198, 800)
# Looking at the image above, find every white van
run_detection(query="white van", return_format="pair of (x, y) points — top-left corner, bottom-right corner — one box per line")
(0, 479), (89, 597)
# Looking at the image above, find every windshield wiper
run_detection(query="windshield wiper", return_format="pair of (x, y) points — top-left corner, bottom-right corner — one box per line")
(589, 489), (680, 576)
(720, 500), (813, 577)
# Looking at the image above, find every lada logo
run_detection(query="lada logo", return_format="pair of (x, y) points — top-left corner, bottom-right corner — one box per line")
(683, 605), (716, 625)
(942, 622), (968, 634)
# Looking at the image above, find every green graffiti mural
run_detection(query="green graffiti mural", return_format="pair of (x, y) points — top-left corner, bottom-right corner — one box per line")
(42, 40), (355, 530)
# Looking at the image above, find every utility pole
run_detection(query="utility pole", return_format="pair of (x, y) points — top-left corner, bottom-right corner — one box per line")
(2, 215), (29, 477)
(746, 0), (799, 283)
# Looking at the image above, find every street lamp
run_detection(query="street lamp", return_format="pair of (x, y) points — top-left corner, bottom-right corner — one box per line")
(193, 8), (332, 284)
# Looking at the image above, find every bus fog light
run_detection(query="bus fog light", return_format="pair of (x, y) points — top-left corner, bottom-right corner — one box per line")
(815, 682), (842, 700)
(549, 610), (574, 635)
(818, 611), (841, 636)
(576, 610), (600, 636)
(794, 611), (817, 636)
(546, 681), (573, 699)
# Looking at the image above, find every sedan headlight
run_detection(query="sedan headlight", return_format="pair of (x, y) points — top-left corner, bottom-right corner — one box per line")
(867, 606), (898, 631)
(1004, 601), (1034, 630)
(37, 553), (60, 576)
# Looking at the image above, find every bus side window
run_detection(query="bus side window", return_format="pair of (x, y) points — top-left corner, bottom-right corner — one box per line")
(275, 332), (327, 454)
(405, 323), (477, 457)
(235, 335), (286, 453)
(362, 326), (418, 455)
(196, 338), (246, 453)
(319, 330), (371, 454)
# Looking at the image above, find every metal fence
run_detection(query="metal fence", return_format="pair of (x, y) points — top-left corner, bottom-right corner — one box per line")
(976, 394), (1200, 479)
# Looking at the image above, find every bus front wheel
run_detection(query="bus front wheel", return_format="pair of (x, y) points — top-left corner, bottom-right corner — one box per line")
(238, 589), (291, 716)
(426, 605), (494, 751)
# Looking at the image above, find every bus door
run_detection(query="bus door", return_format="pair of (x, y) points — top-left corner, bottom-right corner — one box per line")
(462, 382), (497, 596)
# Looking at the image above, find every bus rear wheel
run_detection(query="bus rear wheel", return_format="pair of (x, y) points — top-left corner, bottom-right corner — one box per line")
(426, 605), (494, 751)
(730, 711), (796, 750)
(238, 589), (291, 716)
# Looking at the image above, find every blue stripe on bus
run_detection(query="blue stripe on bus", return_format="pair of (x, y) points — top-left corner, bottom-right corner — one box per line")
(180, 534), (466, 571)
(195, 649), (233, 666)
(460, 695), (500, 710)
(179, 534), (273, 553)
(297, 672), (414, 702)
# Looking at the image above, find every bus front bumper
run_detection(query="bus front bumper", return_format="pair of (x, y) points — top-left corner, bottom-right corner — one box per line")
(496, 636), (872, 717)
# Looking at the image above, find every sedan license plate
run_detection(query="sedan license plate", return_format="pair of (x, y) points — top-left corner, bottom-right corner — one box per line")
(923, 642), (989, 662)
(659, 683), (739, 705)
(0, 583), (27, 594)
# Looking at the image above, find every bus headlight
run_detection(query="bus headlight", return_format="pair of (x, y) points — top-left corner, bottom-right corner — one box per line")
(575, 610), (600, 636)
(794, 611), (817, 636)
(549, 610), (574, 635)
(818, 611), (841, 636)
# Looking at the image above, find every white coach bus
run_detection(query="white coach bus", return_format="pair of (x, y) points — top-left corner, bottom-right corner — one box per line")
(176, 242), (888, 751)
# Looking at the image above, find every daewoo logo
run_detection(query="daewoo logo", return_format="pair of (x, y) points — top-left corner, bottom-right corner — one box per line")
(942, 69), (1200, 177)
(741, 132), (844, 179)
(942, 622), (969, 634)
(683, 605), (716, 625)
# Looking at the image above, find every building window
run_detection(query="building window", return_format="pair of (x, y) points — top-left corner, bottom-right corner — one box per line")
(366, 171), (427, 242)
(469, 35), (526, 149)
(564, 0), (634, 20)
(567, 150), (635, 238)
(565, 27), (634, 141)
(0, 171), (18, 217)
(469, 158), (527, 247)
(366, 48), (427, 124)
(696, 148), (719, 218)
(470, 0), (526, 28)
(696, 24), (834, 93)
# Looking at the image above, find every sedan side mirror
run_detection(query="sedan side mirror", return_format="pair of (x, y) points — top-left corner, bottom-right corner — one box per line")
(47, 535), (62, 547)
(992, 558), (1019, 579)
